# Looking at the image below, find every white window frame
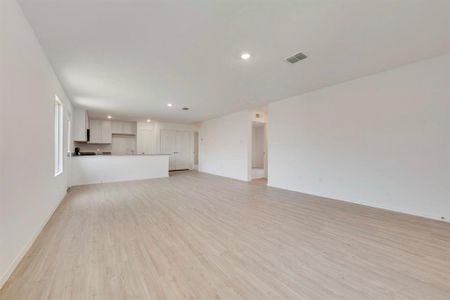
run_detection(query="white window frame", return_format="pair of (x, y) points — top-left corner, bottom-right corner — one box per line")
(67, 118), (71, 156)
(54, 96), (63, 176)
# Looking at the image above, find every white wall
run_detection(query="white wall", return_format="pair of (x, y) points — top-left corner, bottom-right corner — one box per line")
(268, 54), (450, 221)
(0, 0), (73, 287)
(199, 110), (252, 181)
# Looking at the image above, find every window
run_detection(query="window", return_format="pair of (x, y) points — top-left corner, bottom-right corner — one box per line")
(54, 96), (63, 176)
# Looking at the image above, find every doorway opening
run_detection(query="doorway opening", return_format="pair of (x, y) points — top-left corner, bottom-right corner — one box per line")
(194, 132), (199, 170)
(251, 121), (267, 181)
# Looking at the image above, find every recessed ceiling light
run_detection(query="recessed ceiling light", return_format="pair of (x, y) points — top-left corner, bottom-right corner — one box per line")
(107, 115), (112, 119)
(167, 103), (173, 107)
(241, 53), (251, 60)
(146, 119), (151, 123)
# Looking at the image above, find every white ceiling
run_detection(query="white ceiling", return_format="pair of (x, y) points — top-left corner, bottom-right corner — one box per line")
(19, 0), (450, 123)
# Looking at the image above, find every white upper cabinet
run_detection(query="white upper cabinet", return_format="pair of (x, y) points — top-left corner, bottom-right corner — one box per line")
(111, 121), (136, 135)
(72, 108), (88, 142)
(122, 122), (136, 135)
(89, 120), (112, 144)
(89, 120), (102, 143)
(111, 121), (122, 134)
(101, 121), (112, 143)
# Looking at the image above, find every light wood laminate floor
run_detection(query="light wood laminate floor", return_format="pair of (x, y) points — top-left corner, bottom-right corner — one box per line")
(1, 171), (450, 299)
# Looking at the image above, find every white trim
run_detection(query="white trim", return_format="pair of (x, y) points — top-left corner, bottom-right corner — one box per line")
(267, 183), (450, 223)
(54, 95), (63, 176)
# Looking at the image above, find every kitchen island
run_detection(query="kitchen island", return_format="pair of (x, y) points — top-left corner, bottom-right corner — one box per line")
(70, 154), (170, 186)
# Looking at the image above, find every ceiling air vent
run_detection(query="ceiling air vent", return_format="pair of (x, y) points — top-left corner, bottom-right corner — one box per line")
(286, 52), (307, 64)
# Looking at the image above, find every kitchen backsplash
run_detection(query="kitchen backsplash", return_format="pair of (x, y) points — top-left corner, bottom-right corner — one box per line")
(74, 135), (136, 155)
(112, 135), (136, 155)
(74, 142), (112, 153)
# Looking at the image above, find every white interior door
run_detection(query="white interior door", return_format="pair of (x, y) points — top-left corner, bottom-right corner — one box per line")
(161, 130), (177, 170)
(137, 128), (153, 154)
(175, 131), (192, 170)
(161, 130), (193, 171)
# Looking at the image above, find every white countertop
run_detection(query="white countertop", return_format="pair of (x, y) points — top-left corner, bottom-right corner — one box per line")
(72, 154), (170, 157)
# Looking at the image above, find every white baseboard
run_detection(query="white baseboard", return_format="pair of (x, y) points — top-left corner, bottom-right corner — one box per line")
(0, 193), (66, 289)
(267, 182), (449, 223)
(197, 169), (251, 182)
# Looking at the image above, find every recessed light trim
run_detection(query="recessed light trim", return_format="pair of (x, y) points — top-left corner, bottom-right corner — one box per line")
(107, 115), (112, 119)
(241, 52), (251, 60)
(146, 119), (151, 123)
(167, 103), (173, 107)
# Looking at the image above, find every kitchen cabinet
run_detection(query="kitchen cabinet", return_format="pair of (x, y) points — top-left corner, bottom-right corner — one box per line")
(73, 108), (88, 142)
(101, 121), (112, 143)
(123, 122), (136, 135)
(89, 120), (112, 144)
(111, 122), (121, 134)
(111, 121), (136, 135)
